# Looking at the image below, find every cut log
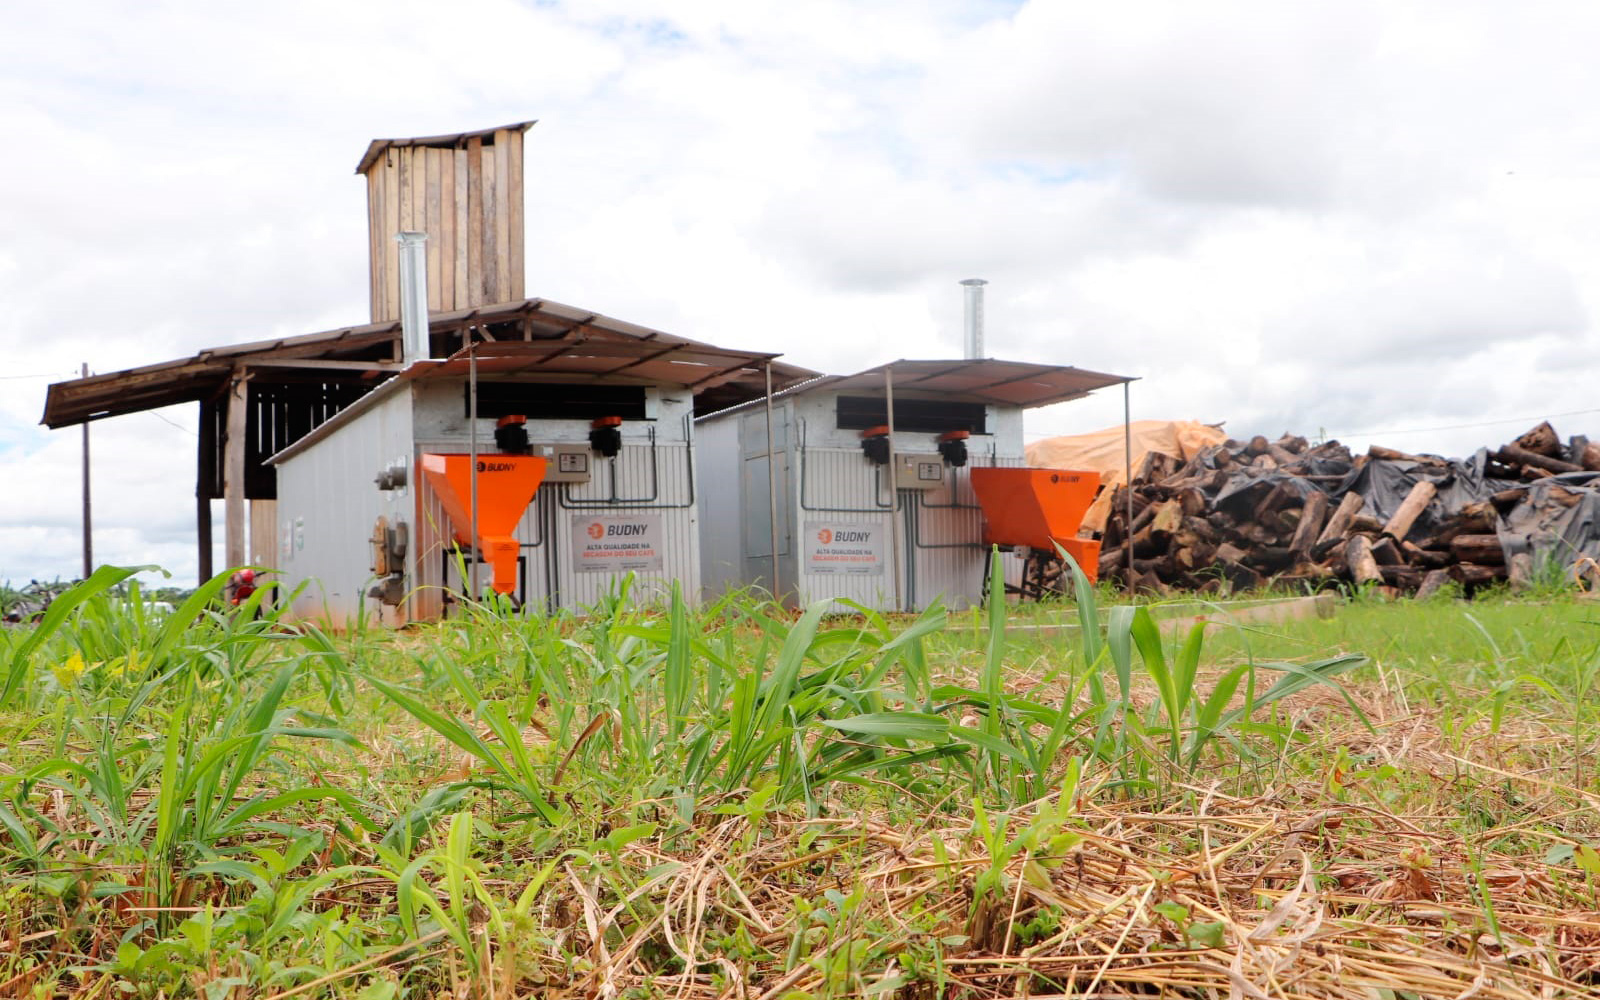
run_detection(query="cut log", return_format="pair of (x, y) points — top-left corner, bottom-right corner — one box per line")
(1347, 514), (1384, 535)
(1132, 500), (1183, 557)
(1402, 542), (1452, 569)
(1513, 421), (1561, 457)
(1381, 480), (1437, 542)
(1415, 568), (1452, 601)
(1583, 442), (1600, 472)
(1245, 547), (1297, 574)
(1508, 552), (1535, 592)
(1379, 564), (1423, 590)
(1266, 443), (1300, 466)
(1127, 496), (1159, 536)
(1369, 536), (1405, 567)
(1246, 435), (1270, 457)
(1215, 542), (1249, 564)
(1449, 562), (1505, 590)
(1458, 501), (1497, 534)
(1176, 486), (1208, 517)
(1237, 522), (1281, 547)
(1251, 482), (1296, 523)
(1489, 488), (1526, 515)
(1346, 536), (1383, 587)
(1368, 445), (1444, 465)
(1495, 444), (1581, 474)
(1215, 560), (1261, 592)
(1316, 492), (1365, 549)
(1288, 490), (1329, 557)
(1449, 534), (1505, 565)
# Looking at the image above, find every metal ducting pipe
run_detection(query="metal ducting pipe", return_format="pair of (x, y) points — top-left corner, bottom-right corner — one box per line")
(960, 278), (987, 360)
(396, 231), (429, 364)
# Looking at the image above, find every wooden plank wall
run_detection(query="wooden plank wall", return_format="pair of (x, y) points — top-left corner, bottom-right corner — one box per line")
(364, 128), (525, 324)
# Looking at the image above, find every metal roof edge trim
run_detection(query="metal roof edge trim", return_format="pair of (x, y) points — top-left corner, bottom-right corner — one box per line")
(692, 375), (841, 423)
(356, 120), (538, 174)
(266, 375), (411, 467)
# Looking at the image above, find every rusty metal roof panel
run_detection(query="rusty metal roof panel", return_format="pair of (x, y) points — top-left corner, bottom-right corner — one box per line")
(823, 359), (1135, 407)
(42, 296), (818, 428)
(355, 120), (538, 175)
(404, 339), (811, 393)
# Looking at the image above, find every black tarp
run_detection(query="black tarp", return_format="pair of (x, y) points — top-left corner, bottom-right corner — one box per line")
(1333, 448), (1520, 543)
(1496, 474), (1600, 573)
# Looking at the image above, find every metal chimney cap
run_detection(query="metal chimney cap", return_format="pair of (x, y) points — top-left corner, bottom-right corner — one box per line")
(395, 231), (428, 244)
(960, 278), (988, 286)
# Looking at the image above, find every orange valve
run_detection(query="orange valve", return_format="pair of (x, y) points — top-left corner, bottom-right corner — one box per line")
(969, 467), (1103, 582)
(419, 453), (548, 595)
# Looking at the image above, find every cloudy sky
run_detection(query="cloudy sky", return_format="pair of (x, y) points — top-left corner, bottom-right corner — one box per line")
(4, 0), (1599, 587)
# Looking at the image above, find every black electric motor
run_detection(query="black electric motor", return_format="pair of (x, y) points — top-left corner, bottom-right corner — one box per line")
(590, 415), (623, 457)
(494, 414), (532, 454)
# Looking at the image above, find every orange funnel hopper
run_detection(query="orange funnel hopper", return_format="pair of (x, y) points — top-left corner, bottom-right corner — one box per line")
(969, 467), (1103, 582)
(420, 453), (548, 595)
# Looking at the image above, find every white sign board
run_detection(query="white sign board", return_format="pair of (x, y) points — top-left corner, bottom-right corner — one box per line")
(804, 521), (885, 576)
(571, 514), (665, 573)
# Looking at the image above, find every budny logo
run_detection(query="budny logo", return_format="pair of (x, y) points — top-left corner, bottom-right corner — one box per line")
(819, 528), (870, 545)
(586, 522), (605, 540)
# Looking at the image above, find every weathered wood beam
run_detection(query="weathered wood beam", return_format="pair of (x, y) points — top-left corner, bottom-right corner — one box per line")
(244, 359), (406, 373)
(224, 371), (250, 570)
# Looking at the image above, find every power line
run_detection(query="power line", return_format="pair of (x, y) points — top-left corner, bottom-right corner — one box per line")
(147, 410), (197, 437)
(1338, 406), (1600, 440)
(0, 371), (73, 381)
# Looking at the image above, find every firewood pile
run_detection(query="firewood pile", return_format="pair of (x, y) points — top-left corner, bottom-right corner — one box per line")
(1074, 421), (1600, 597)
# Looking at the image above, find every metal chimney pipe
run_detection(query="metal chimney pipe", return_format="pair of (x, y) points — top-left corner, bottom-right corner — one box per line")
(396, 232), (429, 363)
(960, 278), (987, 359)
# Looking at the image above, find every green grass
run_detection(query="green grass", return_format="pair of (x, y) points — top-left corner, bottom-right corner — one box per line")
(1, 562), (1599, 997)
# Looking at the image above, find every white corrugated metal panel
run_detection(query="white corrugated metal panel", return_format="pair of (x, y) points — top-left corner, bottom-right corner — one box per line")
(276, 387), (415, 626)
(552, 440), (699, 609)
(414, 437), (700, 615)
(905, 467), (986, 610)
(793, 442), (897, 610)
(696, 416), (744, 599)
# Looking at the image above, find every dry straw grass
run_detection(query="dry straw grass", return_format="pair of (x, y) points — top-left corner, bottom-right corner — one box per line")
(484, 695), (1600, 1000)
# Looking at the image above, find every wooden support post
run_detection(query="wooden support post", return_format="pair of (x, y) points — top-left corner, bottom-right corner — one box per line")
(80, 362), (93, 578)
(224, 371), (249, 570)
(197, 400), (215, 585)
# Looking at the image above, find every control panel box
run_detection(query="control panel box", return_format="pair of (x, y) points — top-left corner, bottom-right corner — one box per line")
(541, 445), (594, 484)
(893, 453), (946, 490)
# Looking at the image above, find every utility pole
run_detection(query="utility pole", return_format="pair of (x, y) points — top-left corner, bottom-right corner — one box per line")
(81, 362), (93, 579)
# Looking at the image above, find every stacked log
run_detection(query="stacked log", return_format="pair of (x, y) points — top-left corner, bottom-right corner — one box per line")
(1081, 422), (1600, 598)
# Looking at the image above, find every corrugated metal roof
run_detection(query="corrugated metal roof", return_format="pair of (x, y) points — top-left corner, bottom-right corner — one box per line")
(39, 296), (818, 428)
(355, 120), (537, 175)
(827, 359), (1134, 407)
(698, 358), (1135, 421)
(404, 338), (796, 393)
